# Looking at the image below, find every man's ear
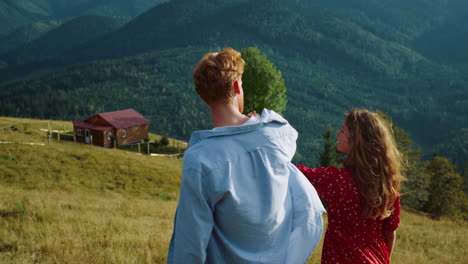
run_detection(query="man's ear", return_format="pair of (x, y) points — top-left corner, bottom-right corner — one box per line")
(233, 80), (241, 94)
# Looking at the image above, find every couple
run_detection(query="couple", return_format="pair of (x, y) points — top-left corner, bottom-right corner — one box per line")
(167, 48), (402, 264)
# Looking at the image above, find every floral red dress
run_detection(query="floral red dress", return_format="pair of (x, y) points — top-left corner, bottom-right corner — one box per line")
(296, 166), (400, 264)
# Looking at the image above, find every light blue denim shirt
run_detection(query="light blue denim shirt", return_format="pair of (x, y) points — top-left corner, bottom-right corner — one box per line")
(167, 109), (325, 264)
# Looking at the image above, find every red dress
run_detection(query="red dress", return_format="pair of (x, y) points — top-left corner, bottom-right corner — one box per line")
(296, 166), (400, 264)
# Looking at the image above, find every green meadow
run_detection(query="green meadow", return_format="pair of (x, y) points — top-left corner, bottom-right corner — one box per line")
(0, 117), (466, 263)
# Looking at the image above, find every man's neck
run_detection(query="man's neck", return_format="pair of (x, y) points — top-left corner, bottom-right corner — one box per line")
(210, 103), (250, 128)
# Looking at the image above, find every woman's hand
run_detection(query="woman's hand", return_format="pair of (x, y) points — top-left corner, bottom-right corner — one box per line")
(246, 110), (259, 117)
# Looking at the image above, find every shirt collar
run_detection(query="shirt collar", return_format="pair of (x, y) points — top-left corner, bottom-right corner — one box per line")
(189, 109), (287, 147)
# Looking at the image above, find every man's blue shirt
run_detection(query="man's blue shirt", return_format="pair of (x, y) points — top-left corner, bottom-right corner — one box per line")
(167, 109), (325, 263)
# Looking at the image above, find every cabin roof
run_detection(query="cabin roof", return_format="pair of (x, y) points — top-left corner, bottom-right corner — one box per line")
(73, 109), (149, 130)
(97, 109), (149, 128)
(72, 120), (113, 131)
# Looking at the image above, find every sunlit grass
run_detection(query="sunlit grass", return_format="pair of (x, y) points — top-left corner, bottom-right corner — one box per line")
(0, 117), (182, 263)
(0, 117), (182, 199)
(0, 116), (467, 263)
(0, 186), (176, 264)
(306, 211), (468, 264)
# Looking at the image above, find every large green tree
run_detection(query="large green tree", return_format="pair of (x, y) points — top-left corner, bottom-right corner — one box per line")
(241, 47), (287, 114)
(377, 111), (430, 211)
(425, 155), (466, 219)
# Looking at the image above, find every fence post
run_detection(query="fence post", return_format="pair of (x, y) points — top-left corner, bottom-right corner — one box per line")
(57, 132), (60, 142)
(90, 135), (93, 145)
(138, 143), (141, 153)
(147, 141), (150, 155)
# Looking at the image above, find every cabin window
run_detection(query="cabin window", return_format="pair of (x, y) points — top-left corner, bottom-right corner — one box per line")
(122, 130), (127, 138)
(77, 129), (82, 136)
(85, 129), (90, 137)
(108, 132), (112, 140)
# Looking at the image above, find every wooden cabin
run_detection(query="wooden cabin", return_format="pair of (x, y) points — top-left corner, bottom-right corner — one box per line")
(72, 109), (149, 147)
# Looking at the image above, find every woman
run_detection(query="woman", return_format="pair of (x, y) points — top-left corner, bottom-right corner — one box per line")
(297, 108), (403, 264)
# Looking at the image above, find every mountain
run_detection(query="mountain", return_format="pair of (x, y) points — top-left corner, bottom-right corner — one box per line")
(306, 0), (468, 65)
(0, 47), (210, 138)
(2, 15), (128, 66)
(413, 14), (468, 65)
(0, 20), (60, 58)
(0, 0), (168, 35)
(0, 0), (429, 82)
(305, 0), (463, 43)
(0, 0), (466, 166)
(0, 0), (54, 35)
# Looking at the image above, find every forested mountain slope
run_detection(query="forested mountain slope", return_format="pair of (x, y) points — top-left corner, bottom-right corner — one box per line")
(0, 0), (167, 35)
(413, 14), (468, 65)
(306, 0), (468, 43)
(2, 15), (128, 66)
(0, 20), (59, 58)
(0, 0), (466, 166)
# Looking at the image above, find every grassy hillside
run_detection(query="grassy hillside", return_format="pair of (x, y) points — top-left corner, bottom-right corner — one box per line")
(0, 116), (467, 263)
(0, 117), (182, 199)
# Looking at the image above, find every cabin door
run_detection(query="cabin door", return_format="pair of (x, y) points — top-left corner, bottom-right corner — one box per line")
(85, 129), (90, 144)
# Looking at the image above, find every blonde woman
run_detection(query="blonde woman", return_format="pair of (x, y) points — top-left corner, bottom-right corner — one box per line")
(297, 109), (403, 264)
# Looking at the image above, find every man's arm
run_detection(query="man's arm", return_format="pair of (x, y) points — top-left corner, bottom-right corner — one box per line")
(384, 230), (396, 258)
(167, 167), (214, 264)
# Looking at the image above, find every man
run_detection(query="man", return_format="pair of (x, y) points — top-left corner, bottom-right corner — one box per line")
(167, 47), (324, 263)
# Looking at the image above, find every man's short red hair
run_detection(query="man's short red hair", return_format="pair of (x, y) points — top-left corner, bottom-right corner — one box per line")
(193, 47), (245, 105)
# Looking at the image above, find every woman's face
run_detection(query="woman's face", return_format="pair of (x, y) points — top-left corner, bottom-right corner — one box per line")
(336, 122), (351, 154)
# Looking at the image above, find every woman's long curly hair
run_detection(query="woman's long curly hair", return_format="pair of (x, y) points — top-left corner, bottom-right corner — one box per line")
(344, 109), (404, 219)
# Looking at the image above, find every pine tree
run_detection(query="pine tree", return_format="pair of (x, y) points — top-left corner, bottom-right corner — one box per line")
(316, 126), (338, 167)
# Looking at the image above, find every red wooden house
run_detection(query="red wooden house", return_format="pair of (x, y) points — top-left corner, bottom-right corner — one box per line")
(73, 109), (149, 147)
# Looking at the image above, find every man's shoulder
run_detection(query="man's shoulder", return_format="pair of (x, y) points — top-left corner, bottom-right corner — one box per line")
(182, 138), (231, 171)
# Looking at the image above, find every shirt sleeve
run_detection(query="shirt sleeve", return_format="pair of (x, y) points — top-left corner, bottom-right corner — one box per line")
(167, 167), (214, 264)
(295, 165), (338, 202)
(383, 196), (401, 232)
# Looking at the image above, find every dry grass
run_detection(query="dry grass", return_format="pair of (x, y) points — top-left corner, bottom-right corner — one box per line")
(1, 187), (466, 264)
(392, 210), (468, 263)
(0, 116), (467, 263)
(0, 118), (182, 200)
(0, 186), (176, 264)
(306, 211), (468, 264)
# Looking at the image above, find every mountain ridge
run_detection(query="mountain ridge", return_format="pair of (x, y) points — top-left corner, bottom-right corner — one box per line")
(0, 0), (167, 35)
(2, 15), (128, 66)
(0, 0), (466, 166)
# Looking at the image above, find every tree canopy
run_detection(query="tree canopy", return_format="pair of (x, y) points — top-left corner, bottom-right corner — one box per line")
(241, 47), (287, 115)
